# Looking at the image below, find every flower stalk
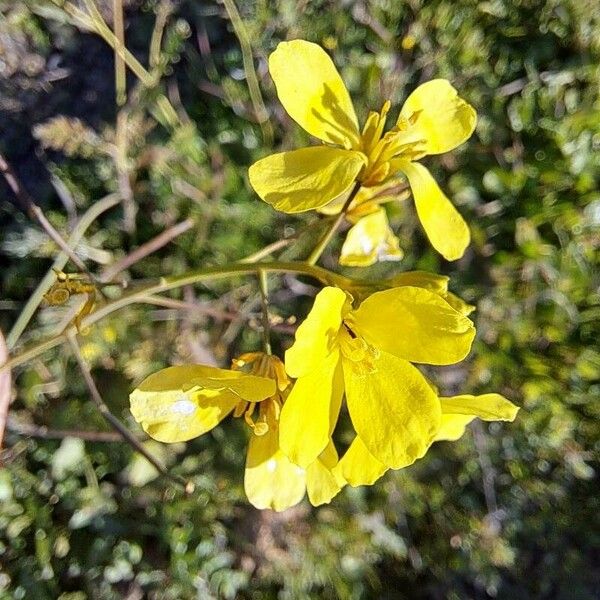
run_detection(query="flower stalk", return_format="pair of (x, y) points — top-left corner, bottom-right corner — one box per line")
(307, 182), (362, 266)
(1, 261), (355, 373)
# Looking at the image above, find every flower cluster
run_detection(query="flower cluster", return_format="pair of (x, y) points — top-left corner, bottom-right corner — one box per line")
(129, 39), (519, 511)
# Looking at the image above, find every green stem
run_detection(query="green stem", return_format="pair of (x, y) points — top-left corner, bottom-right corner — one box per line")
(2, 261), (352, 373)
(112, 0), (126, 106)
(62, 0), (179, 129)
(306, 182), (362, 266)
(221, 0), (273, 145)
(257, 269), (272, 355)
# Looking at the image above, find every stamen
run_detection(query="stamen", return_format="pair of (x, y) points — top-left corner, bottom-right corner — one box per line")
(409, 109), (422, 125)
(361, 111), (380, 144)
(244, 402), (257, 428)
(233, 400), (247, 418)
(253, 421), (269, 436)
(372, 100), (391, 151)
(361, 100), (392, 156)
(231, 358), (246, 369)
(343, 322), (357, 339)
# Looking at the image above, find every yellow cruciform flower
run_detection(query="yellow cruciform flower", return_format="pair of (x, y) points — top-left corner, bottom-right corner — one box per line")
(249, 39), (476, 261)
(280, 286), (519, 487)
(278, 285), (477, 473)
(129, 353), (344, 511)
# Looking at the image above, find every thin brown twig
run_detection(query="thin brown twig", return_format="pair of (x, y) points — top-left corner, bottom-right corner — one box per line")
(139, 295), (239, 320)
(0, 152), (97, 284)
(66, 333), (194, 493)
(7, 418), (125, 443)
(100, 218), (194, 281)
(140, 295), (297, 334)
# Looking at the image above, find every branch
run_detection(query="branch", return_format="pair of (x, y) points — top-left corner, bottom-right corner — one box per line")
(307, 182), (361, 265)
(7, 418), (124, 442)
(220, 0), (273, 145)
(2, 261), (354, 373)
(257, 269), (272, 355)
(0, 151), (97, 283)
(100, 218), (194, 282)
(67, 334), (194, 493)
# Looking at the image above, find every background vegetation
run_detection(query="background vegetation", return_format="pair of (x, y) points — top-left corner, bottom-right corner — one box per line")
(1, 0), (599, 598)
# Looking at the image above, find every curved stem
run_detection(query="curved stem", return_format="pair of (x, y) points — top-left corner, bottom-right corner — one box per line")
(2, 261), (353, 373)
(306, 182), (362, 265)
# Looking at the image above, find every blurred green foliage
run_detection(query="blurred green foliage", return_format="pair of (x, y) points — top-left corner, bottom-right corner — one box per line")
(1, 0), (599, 598)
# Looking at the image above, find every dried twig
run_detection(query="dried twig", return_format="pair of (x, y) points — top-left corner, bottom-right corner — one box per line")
(67, 334), (194, 493)
(7, 418), (124, 443)
(100, 218), (194, 281)
(0, 151), (97, 283)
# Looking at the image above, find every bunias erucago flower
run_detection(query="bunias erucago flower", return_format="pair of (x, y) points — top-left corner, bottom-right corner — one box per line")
(249, 39), (477, 261)
(279, 286), (519, 486)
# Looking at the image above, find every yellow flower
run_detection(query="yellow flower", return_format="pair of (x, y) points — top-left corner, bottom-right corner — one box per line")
(129, 353), (344, 511)
(279, 286), (476, 473)
(249, 39), (477, 261)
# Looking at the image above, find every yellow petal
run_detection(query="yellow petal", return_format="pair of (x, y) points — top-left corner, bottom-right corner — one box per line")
(305, 441), (344, 506)
(336, 436), (387, 487)
(279, 350), (343, 468)
(397, 160), (470, 261)
(339, 209), (403, 267)
(344, 350), (441, 469)
(249, 146), (366, 213)
(434, 414), (475, 442)
(349, 286), (475, 365)
(269, 39), (360, 147)
(386, 270), (449, 294)
(399, 79), (477, 155)
(129, 366), (275, 443)
(285, 286), (349, 378)
(245, 425), (306, 512)
(443, 291), (476, 316)
(188, 373), (277, 402)
(440, 393), (520, 421)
